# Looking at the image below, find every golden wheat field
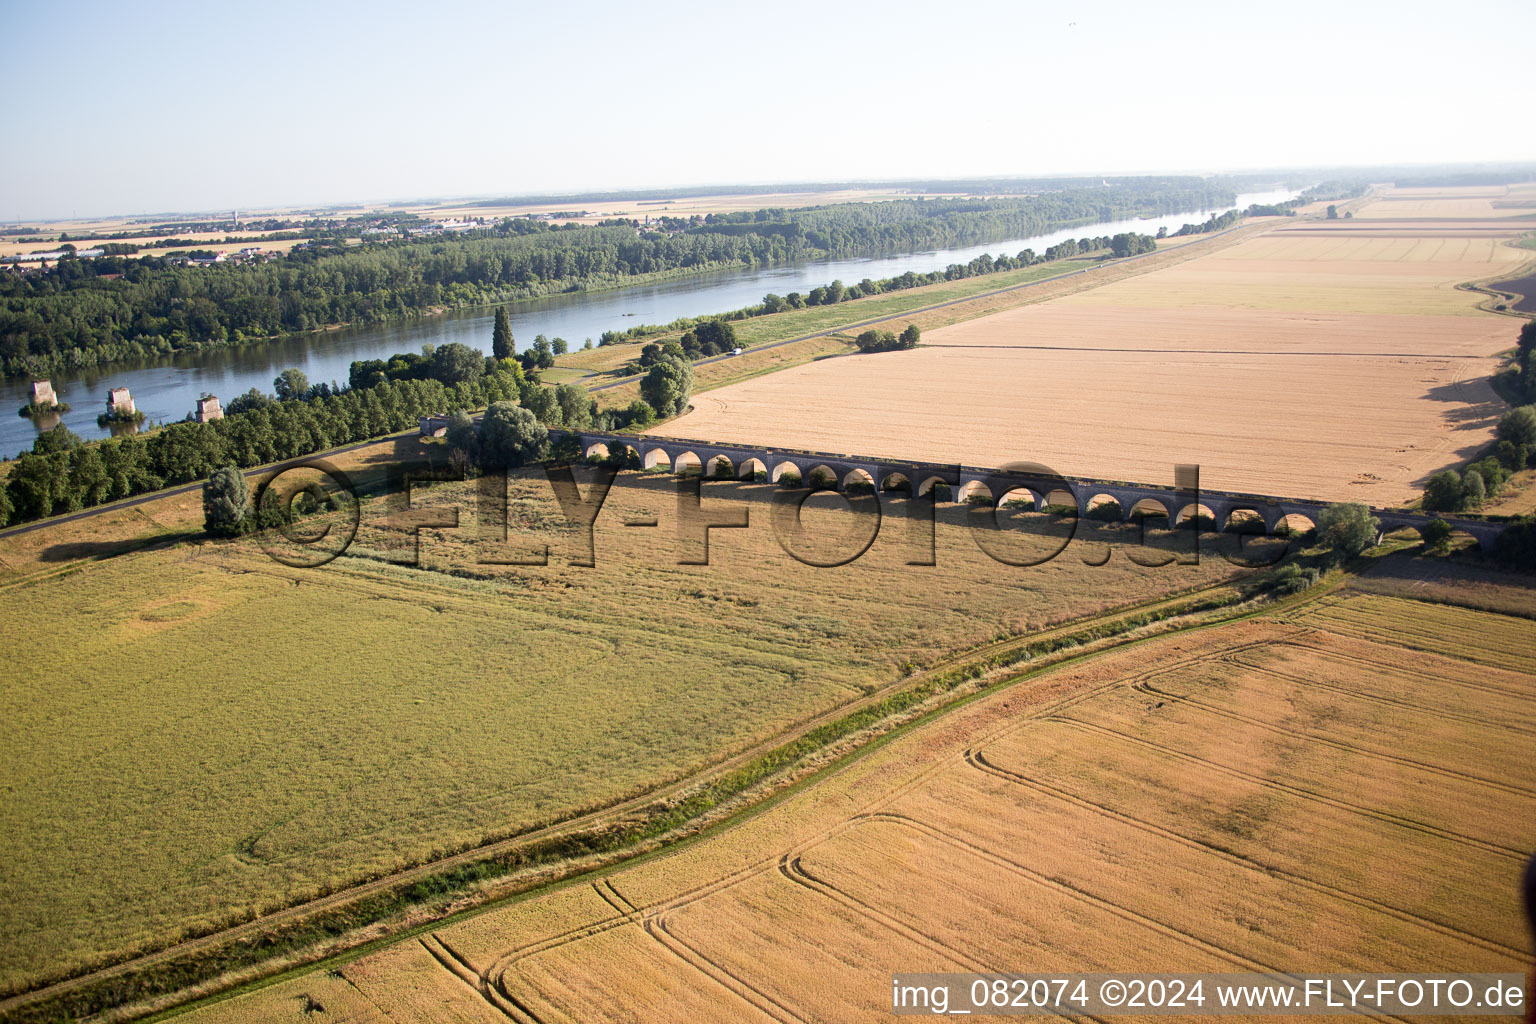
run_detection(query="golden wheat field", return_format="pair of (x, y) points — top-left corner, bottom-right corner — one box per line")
(185, 585), (1536, 1023)
(668, 342), (1503, 505)
(0, 464), (1251, 994)
(1063, 227), (1533, 316)
(1352, 184), (1536, 221)
(663, 196), (1533, 505)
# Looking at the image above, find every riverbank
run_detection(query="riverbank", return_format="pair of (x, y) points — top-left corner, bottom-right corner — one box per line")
(0, 190), (1298, 454)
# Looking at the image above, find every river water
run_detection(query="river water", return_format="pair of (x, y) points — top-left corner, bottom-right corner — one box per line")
(3, 188), (1296, 455)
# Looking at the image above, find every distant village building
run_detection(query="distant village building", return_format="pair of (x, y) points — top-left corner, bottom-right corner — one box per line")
(195, 395), (224, 422)
(107, 387), (136, 416)
(419, 414), (451, 437)
(30, 380), (57, 406)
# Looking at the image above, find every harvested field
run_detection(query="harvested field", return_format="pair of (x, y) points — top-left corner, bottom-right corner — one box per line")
(187, 585), (1536, 1022)
(663, 206), (1529, 504)
(921, 304), (1514, 355)
(1353, 186), (1536, 221)
(0, 463), (1247, 994)
(1060, 228), (1530, 315)
(1289, 591), (1536, 673)
(663, 341), (1504, 504)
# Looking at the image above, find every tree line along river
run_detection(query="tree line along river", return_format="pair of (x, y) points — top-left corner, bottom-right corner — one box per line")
(2, 189), (1297, 457)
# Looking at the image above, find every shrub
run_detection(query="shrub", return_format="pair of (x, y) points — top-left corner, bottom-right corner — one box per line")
(1270, 563), (1322, 595)
(930, 483), (953, 502)
(965, 493), (995, 506)
(620, 399), (655, 430)
(1495, 405), (1536, 448)
(1420, 517), (1453, 552)
(1225, 512), (1267, 535)
(202, 466), (249, 537)
(1001, 497), (1035, 511)
(1086, 500), (1122, 522)
(711, 461), (734, 480)
(1317, 502), (1380, 557)
(776, 471), (801, 488)
(1495, 440), (1529, 472)
(479, 402), (549, 469)
(1462, 469), (1486, 506)
(845, 480), (875, 496)
(640, 356), (693, 418)
(1491, 516), (1536, 572)
(1422, 470), (1465, 512)
(807, 469), (836, 491)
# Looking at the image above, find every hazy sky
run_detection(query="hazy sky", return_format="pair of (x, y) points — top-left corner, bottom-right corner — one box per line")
(3, 0), (1531, 220)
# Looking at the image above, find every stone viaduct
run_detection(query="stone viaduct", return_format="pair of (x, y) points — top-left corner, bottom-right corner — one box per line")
(560, 430), (1511, 548)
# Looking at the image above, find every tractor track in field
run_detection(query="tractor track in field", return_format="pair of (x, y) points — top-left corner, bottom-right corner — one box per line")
(643, 912), (804, 1024)
(1130, 678), (1536, 798)
(964, 747), (1529, 962)
(1042, 716), (1529, 861)
(1232, 639), (1536, 704)
(0, 571), (1251, 1022)
(849, 813), (1416, 1023)
(1220, 651), (1536, 735)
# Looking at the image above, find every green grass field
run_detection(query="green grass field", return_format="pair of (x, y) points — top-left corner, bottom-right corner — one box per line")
(0, 471), (1246, 994)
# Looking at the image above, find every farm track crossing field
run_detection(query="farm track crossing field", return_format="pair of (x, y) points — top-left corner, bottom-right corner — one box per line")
(663, 195), (1532, 505)
(183, 586), (1536, 1023)
(0, 468), (1247, 995)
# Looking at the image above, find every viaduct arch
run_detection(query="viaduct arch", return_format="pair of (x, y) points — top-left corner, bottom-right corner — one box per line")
(559, 430), (1510, 549)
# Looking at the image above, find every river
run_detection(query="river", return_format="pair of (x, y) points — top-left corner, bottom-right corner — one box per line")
(3, 188), (1297, 456)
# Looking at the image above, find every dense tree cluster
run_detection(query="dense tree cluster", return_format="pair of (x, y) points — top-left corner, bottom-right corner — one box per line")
(640, 355), (694, 418)
(1172, 209), (1245, 236)
(854, 324), (920, 353)
(0, 331), (617, 527)
(603, 233), (1159, 362)
(1316, 503), (1380, 558)
(1109, 232), (1158, 257)
(1492, 516), (1536, 571)
(1, 181), (1234, 379)
(1514, 320), (1536, 403)
(1421, 405), (1536, 513)
(2, 369), (517, 524)
(456, 401), (549, 470)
